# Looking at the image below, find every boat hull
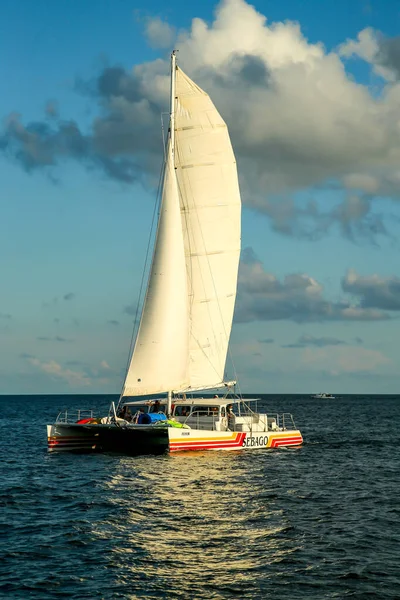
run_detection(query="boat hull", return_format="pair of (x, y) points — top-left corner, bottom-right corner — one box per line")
(47, 424), (303, 455)
(47, 423), (169, 454)
(168, 429), (303, 452)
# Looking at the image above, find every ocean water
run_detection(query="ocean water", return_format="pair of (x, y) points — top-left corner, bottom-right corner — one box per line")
(0, 394), (399, 599)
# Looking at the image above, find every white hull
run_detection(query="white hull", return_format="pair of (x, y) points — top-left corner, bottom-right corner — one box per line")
(168, 428), (303, 452)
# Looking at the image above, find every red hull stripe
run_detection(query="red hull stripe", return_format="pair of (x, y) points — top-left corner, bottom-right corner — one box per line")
(170, 444), (241, 451)
(170, 437), (244, 447)
(271, 437), (302, 443)
(48, 444), (96, 449)
(170, 432), (246, 451)
(171, 432), (244, 443)
(48, 445), (96, 449)
(271, 436), (302, 442)
(48, 439), (97, 447)
(48, 441), (96, 445)
(170, 432), (244, 444)
(170, 442), (242, 450)
(271, 437), (303, 447)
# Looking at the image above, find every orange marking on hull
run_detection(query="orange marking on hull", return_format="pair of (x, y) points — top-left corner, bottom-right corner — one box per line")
(270, 436), (303, 448)
(169, 432), (245, 452)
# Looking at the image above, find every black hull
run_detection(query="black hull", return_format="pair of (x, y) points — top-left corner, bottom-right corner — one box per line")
(47, 423), (169, 455)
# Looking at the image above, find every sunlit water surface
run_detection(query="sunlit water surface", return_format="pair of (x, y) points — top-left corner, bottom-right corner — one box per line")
(1, 394), (399, 599)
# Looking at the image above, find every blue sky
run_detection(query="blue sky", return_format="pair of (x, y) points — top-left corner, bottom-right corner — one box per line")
(2, 0), (400, 394)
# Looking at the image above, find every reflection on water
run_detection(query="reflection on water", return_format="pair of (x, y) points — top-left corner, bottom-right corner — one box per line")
(93, 452), (303, 598)
(1, 394), (400, 599)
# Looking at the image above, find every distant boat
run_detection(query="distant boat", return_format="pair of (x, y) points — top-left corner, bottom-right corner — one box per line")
(46, 52), (303, 454)
(311, 393), (335, 399)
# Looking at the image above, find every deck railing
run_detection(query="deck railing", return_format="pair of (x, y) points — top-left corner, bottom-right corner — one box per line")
(276, 413), (297, 431)
(55, 409), (95, 424)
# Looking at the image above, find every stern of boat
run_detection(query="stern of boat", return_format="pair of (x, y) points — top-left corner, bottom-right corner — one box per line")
(47, 423), (101, 452)
(47, 419), (170, 454)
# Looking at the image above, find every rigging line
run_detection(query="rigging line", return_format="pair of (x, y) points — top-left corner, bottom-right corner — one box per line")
(227, 344), (242, 397)
(160, 112), (169, 160)
(118, 156), (166, 404)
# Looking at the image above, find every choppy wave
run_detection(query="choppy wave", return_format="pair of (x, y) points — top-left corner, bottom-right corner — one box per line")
(0, 394), (399, 599)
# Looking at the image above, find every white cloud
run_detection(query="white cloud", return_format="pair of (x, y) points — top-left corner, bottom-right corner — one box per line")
(301, 346), (391, 374)
(4, 0), (400, 238)
(284, 334), (346, 348)
(339, 28), (381, 65)
(342, 269), (400, 310)
(235, 248), (390, 323)
(25, 357), (118, 387)
(336, 347), (391, 373)
(342, 173), (380, 194)
(231, 336), (391, 381)
(27, 358), (91, 387)
(144, 16), (175, 49)
(167, 0), (400, 201)
(338, 27), (399, 81)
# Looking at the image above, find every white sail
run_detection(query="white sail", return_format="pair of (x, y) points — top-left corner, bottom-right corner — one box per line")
(174, 67), (241, 390)
(123, 62), (241, 398)
(123, 143), (190, 396)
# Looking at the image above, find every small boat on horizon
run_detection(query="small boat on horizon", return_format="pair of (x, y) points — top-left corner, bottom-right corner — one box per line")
(47, 52), (303, 455)
(310, 393), (336, 399)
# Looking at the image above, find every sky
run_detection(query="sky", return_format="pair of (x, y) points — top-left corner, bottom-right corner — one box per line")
(2, 0), (400, 394)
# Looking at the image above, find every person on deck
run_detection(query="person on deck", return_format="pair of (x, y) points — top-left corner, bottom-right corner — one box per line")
(150, 400), (161, 413)
(118, 405), (132, 421)
(227, 404), (235, 430)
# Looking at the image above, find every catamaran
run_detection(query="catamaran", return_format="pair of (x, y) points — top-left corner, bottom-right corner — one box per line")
(47, 52), (303, 454)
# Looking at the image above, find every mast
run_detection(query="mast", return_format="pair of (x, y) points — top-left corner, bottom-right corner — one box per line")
(169, 50), (177, 163)
(167, 390), (172, 417)
(167, 50), (177, 417)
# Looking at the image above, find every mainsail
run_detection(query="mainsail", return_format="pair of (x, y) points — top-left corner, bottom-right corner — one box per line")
(174, 67), (241, 390)
(123, 57), (241, 397)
